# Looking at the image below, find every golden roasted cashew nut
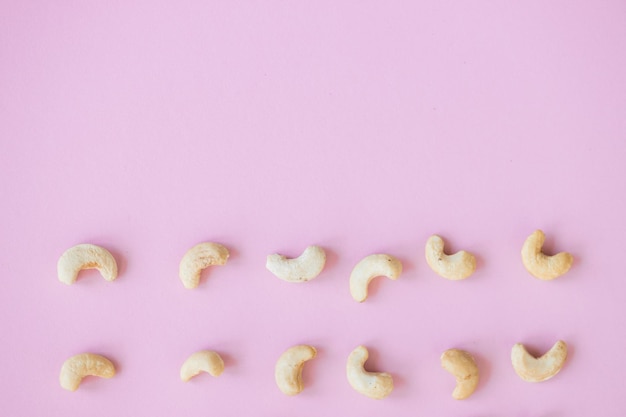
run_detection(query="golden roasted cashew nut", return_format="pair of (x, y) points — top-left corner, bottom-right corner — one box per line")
(346, 345), (394, 399)
(179, 242), (229, 289)
(274, 344), (317, 395)
(440, 348), (479, 399)
(59, 353), (116, 391)
(511, 340), (568, 382)
(521, 230), (573, 280)
(57, 244), (118, 285)
(425, 235), (476, 280)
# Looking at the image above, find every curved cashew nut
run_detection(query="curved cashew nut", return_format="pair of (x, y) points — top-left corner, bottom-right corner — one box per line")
(266, 246), (326, 283)
(425, 235), (476, 280)
(180, 350), (224, 381)
(440, 348), (479, 400)
(179, 242), (229, 289)
(350, 254), (402, 302)
(521, 230), (573, 280)
(511, 340), (567, 382)
(57, 244), (118, 285)
(274, 345), (317, 395)
(59, 353), (116, 391)
(346, 346), (394, 399)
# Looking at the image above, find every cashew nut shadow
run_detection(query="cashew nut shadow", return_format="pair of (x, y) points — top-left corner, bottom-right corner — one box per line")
(425, 235), (476, 280)
(350, 254), (402, 302)
(180, 350), (224, 381)
(521, 230), (573, 280)
(346, 345), (393, 399)
(266, 246), (326, 283)
(57, 244), (118, 285)
(179, 242), (229, 289)
(275, 345), (317, 395)
(440, 348), (479, 399)
(511, 340), (568, 382)
(60, 353), (116, 391)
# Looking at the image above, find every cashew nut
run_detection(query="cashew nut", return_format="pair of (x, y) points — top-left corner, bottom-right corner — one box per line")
(440, 348), (479, 400)
(57, 244), (118, 285)
(266, 246), (326, 283)
(180, 350), (224, 381)
(425, 235), (476, 280)
(521, 230), (573, 280)
(59, 353), (116, 391)
(346, 345), (394, 399)
(349, 254), (402, 302)
(275, 345), (317, 395)
(179, 242), (229, 289)
(511, 340), (567, 382)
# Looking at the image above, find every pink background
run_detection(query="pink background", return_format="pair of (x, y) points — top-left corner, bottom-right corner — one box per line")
(1, 1), (625, 415)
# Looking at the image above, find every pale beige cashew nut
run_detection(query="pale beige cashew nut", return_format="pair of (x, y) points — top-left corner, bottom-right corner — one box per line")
(59, 353), (116, 391)
(440, 348), (479, 400)
(274, 345), (317, 395)
(511, 340), (567, 382)
(179, 242), (229, 289)
(57, 244), (118, 285)
(521, 230), (573, 280)
(425, 235), (476, 280)
(266, 246), (326, 283)
(350, 254), (402, 302)
(180, 350), (224, 381)
(346, 345), (394, 399)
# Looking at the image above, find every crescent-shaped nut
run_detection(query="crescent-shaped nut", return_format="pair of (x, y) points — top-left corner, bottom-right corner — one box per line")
(511, 340), (568, 382)
(349, 254), (402, 302)
(274, 345), (317, 395)
(180, 350), (225, 382)
(59, 353), (116, 391)
(346, 345), (394, 399)
(266, 246), (326, 283)
(521, 230), (573, 280)
(179, 242), (229, 289)
(57, 244), (118, 285)
(425, 235), (476, 280)
(440, 348), (479, 400)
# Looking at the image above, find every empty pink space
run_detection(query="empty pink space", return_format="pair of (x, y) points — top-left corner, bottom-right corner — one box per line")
(1, 1), (625, 416)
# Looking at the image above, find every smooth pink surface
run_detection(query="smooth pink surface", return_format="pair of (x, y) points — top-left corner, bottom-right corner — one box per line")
(2, 1), (626, 415)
